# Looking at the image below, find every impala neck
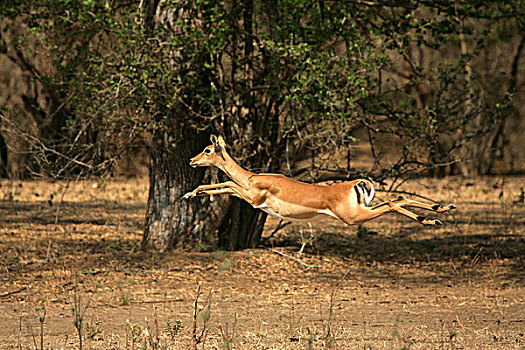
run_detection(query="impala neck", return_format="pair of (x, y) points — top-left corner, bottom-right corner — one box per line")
(216, 149), (254, 189)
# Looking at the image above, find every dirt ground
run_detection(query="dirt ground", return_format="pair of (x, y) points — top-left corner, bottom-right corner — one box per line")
(0, 176), (524, 349)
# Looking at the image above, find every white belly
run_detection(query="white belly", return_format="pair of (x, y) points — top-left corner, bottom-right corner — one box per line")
(257, 205), (288, 220)
(253, 203), (339, 222)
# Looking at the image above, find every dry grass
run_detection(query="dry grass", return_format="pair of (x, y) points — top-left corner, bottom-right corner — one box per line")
(0, 176), (524, 349)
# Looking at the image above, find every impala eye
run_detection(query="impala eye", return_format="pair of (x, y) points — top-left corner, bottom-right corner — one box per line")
(204, 148), (212, 155)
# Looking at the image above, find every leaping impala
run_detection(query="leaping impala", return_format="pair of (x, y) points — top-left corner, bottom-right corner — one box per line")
(183, 135), (456, 226)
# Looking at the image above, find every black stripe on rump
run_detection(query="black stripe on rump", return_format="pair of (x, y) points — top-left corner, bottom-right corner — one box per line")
(354, 185), (361, 204)
(357, 181), (374, 206)
(358, 181), (367, 197)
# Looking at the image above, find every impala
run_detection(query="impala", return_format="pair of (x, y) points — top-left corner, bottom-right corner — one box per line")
(183, 135), (456, 226)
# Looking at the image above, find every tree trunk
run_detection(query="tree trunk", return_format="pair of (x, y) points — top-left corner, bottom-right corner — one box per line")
(142, 126), (206, 251)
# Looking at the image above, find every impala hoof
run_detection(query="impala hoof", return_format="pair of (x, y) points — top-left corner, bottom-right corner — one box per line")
(418, 215), (442, 226)
(432, 203), (456, 213)
(182, 192), (194, 200)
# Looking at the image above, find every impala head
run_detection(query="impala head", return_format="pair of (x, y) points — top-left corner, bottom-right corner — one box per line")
(189, 134), (227, 168)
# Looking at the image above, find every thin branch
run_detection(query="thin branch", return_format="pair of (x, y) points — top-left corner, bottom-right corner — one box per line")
(375, 188), (438, 203)
(260, 220), (291, 245)
(0, 113), (94, 170)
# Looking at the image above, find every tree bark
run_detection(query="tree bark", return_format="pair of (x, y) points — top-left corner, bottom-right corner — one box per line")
(142, 125), (215, 251)
(139, 0), (222, 251)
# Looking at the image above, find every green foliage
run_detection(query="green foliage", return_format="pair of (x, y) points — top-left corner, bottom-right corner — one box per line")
(1, 0), (522, 179)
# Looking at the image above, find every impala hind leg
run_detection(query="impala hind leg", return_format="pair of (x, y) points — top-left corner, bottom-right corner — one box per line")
(362, 200), (443, 226)
(391, 196), (457, 213)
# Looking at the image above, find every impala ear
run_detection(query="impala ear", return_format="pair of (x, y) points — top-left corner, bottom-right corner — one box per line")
(210, 134), (225, 158)
(217, 135), (227, 148)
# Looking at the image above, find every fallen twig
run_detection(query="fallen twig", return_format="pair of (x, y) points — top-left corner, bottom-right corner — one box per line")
(270, 248), (321, 269)
(0, 287), (27, 298)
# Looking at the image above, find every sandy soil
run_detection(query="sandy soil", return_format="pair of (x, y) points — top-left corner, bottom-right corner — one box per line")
(0, 176), (524, 349)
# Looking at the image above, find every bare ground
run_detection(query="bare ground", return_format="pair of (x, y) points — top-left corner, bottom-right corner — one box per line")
(0, 176), (524, 349)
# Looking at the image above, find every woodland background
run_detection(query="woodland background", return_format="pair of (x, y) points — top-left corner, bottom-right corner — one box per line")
(0, 0), (524, 251)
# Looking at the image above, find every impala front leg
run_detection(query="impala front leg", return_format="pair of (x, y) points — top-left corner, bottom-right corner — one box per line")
(182, 181), (246, 200)
(185, 187), (239, 199)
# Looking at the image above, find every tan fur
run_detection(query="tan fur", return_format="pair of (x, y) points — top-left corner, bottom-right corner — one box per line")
(183, 135), (456, 226)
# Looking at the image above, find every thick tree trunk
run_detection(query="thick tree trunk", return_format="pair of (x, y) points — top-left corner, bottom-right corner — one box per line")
(142, 126), (217, 251)
(139, 0), (221, 251)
